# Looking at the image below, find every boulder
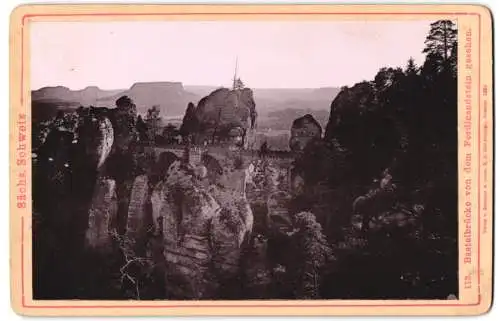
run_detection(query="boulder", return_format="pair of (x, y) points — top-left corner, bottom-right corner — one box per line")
(85, 178), (118, 252)
(181, 87), (257, 146)
(289, 114), (322, 152)
(195, 88), (256, 130)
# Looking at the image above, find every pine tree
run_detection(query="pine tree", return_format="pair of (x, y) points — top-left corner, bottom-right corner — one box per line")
(449, 41), (458, 75)
(292, 212), (334, 299)
(405, 57), (418, 76)
(180, 102), (199, 142)
(234, 78), (245, 90)
(136, 115), (148, 142)
(145, 105), (162, 143)
(422, 20), (458, 71)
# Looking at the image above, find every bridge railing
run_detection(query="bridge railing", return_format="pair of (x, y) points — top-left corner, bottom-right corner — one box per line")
(153, 143), (294, 158)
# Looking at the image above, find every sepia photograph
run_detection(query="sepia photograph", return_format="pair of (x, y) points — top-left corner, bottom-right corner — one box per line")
(29, 17), (460, 301)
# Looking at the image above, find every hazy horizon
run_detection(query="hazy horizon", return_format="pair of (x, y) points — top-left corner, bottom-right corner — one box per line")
(32, 83), (346, 91)
(31, 20), (433, 91)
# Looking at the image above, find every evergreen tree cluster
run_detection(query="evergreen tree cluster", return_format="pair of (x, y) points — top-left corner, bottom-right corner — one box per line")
(321, 19), (458, 230)
(294, 20), (458, 298)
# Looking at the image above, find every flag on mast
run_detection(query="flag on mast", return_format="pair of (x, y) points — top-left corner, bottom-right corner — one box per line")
(232, 57), (239, 90)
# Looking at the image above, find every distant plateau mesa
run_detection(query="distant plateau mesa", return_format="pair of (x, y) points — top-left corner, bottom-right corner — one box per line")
(31, 81), (340, 122)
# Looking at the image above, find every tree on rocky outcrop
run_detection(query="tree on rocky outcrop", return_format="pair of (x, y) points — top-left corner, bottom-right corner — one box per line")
(290, 212), (333, 299)
(145, 105), (162, 143)
(324, 18), (457, 191)
(179, 102), (199, 143)
(449, 41), (458, 75)
(136, 115), (148, 142)
(234, 78), (245, 90)
(422, 20), (458, 67)
(405, 57), (418, 76)
(208, 184), (254, 293)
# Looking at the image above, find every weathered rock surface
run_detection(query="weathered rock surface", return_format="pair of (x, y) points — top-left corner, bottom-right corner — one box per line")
(85, 178), (118, 251)
(208, 185), (254, 275)
(195, 88), (257, 130)
(289, 114), (322, 152)
(125, 175), (151, 245)
(150, 161), (254, 298)
(74, 108), (115, 170)
(181, 87), (257, 147)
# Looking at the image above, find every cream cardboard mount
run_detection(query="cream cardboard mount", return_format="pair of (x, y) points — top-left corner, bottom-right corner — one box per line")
(9, 3), (493, 316)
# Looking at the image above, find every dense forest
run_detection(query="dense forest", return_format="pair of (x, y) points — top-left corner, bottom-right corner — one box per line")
(290, 20), (458, 298)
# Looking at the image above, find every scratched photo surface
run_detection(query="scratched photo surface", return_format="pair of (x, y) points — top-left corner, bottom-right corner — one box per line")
(30, 20), (458, 300)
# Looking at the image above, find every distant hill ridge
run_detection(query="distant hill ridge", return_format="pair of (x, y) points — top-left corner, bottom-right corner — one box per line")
(32, 86), (124, 104)
(98, 81), (199, 116)
(32, 82), (200, 117)
(32, 82), (341, 117)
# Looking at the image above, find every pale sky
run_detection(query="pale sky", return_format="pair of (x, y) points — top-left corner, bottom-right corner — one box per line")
(30, 20), (433, 90)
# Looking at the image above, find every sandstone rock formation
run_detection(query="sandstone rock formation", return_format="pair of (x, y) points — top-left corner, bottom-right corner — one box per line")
(75, 112), (114, 170)
(208, 185), (254, 273)
(289, 114), (322, 152)
(196, 88), (257, 129)
(180, 87), (257, 147)
(150, 161), (221, 298)
(125, 175), (152, 247)
(150, 160), (254, 298)
(84, 179), (118, 251)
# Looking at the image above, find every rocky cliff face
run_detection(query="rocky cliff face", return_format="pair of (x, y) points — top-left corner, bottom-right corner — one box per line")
(149, 160), (254, 298)
(195, 88), (257, 129)
(289, 114), (322, 152)
(34, 108), (262, 298)
(180, 87), (257, 146)
(151, 168), (220, 298)
(85, 178), (117, 252)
